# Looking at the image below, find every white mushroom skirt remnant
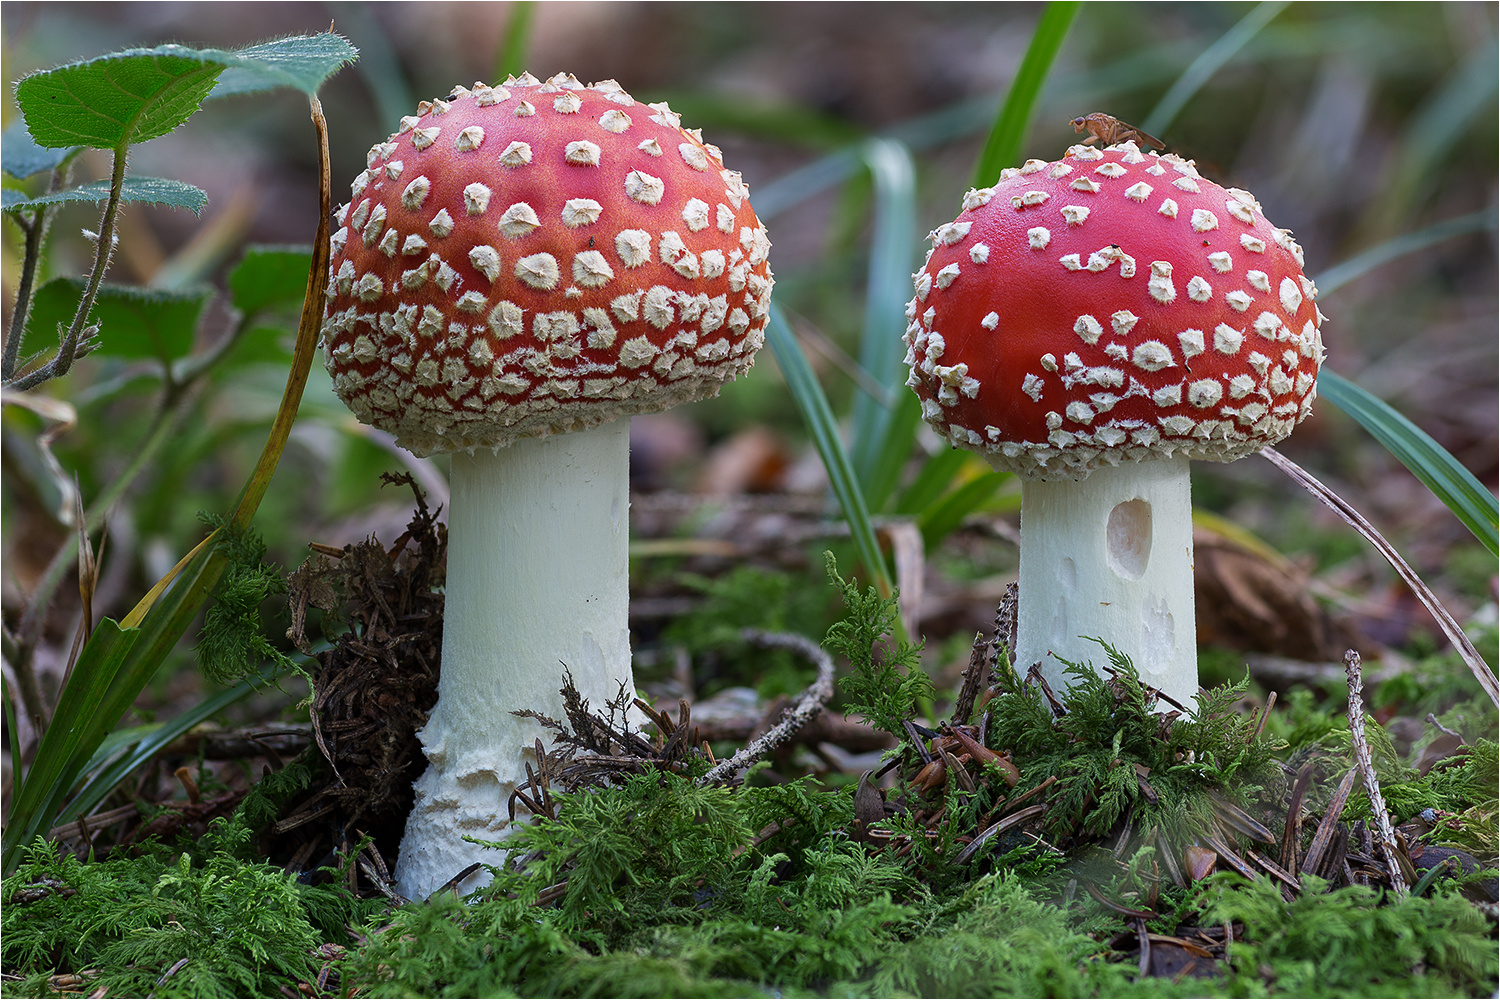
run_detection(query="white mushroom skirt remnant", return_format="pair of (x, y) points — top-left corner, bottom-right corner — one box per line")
(1014, 454), (1198, 709)
(393, 420), (636, 901)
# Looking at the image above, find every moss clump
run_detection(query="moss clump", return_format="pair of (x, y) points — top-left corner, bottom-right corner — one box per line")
(2, 823), (378, 998)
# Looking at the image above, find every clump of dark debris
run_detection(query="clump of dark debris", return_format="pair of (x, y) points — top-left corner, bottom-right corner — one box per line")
(272, 473), (446, 885)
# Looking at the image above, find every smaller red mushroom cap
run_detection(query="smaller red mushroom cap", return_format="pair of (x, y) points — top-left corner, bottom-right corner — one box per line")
(322, 73), (774, 456)
(905, 141), (1324, 479)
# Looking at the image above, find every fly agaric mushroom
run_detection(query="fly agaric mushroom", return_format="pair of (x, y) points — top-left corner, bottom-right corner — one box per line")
(904, 140), (1322, 707)
(321, 72), (773, 900)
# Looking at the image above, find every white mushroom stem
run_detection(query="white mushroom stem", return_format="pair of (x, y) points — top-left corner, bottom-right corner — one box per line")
(393, 419), (635, 901)
(1011, 454), (1198, 709)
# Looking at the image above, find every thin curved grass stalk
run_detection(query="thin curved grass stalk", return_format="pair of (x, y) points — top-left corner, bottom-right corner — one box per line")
(1260, 446), (1496, 706)
(1, 92), (339, 876)
(766, 303), (891, 600)
(1315, 208), (1496, 297)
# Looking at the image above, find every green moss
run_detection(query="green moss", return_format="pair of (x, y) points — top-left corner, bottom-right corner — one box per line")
(1199, 873), (1497, 997)
(2, 822), (377, 998)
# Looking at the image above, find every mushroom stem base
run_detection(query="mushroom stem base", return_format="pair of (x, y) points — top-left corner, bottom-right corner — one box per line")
(393, 420), (635, 901)
(1014, 455), (1197, 709)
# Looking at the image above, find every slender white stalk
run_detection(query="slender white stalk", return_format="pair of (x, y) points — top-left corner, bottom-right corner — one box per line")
(1013, 454), (1198, 708)
(394, 420), (635, 901)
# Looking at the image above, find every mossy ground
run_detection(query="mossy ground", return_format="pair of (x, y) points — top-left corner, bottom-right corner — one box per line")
(4, 564), (1496, 998)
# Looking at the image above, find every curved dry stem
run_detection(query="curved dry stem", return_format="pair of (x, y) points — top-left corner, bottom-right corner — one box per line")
(1261, 446), (1496, 707)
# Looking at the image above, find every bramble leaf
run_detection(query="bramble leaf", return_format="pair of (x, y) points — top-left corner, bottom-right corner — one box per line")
(227, 245), (313, 317)
(208, 34), (359, 98)
(14, 34), (358, 151)
(28, 279), (210, 363)
(1, 176), (208, 215)
(16, 47), (228, 149)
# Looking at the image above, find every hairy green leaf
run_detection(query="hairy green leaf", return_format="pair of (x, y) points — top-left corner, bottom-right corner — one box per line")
(15, 35), (358, 151)
(1, 175), (208, 215)
(16, 48), (228, 149)
(27, 279), (210, 364)
(208, 33), (360, 98)
(228, 245), (314, 317)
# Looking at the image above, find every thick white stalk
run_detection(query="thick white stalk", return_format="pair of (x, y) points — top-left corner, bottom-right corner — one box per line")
(394, 420), (634, 900)
(1013, 455), (1198, 708)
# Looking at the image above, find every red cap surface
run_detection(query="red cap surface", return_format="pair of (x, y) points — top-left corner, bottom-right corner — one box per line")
(905, 142), (1324, 479)
(322, 73), (773, 456)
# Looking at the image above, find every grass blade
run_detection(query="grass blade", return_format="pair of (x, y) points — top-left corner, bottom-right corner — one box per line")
(917, 472), (1010, 552)
(65, 663), (290, 824)
(1314, 209), (1496, 297)
(849, 138), (918, 510)
(1261, 446), (1495, 706)
(1141, 2), (1289, 138)
(971, 1), (1080, 187)
(1317, 369), (1497, 558)
(766, 304), (892, 599)
(494, 1), (536, 82)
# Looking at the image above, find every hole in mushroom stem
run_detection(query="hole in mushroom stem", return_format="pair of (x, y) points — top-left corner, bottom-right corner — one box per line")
(1106, 498), (1152, 580)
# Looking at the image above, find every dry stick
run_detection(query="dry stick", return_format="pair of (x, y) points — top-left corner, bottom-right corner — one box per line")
(1345, 649), (1409, 898)
(698, 629), (835, 786)
(1261, 446), (1496, 707)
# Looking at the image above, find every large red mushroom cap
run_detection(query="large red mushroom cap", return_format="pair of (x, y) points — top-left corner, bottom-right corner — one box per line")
(905, 141), (1324, 479)
(322, 72), (773, 457)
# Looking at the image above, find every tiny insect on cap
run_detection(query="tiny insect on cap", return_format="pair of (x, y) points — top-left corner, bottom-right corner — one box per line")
(321, 72), (774, 457)
(904, 141), (1325, 480)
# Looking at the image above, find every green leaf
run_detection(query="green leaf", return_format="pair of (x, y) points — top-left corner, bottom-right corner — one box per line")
(1, 176), (208, 215)
(494, 1), (537, 82)
(228, 245), (314, 317)
(894, 448), (969, 516)
(16, 47), (229, 149)
(766, 304), (892, 598)
(28, 278), (210, 363)
(1, 121), (77, 179)
(1318, 370), (1498, 558)
(1, 619), (141, 872)
(1315, 209), (1497, 297)
(14, 35), (359, 151)
(971, 1), (1080, 187)
(207, 33), (360, 99)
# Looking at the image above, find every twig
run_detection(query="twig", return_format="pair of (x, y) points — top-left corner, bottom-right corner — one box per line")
(698, 629), (835, 785)
(1345, 650), (1409, 897)
(1261, 446), (1496, 707)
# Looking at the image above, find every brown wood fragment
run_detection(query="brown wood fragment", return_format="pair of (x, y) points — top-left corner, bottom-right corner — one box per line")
(1301, 767), (1357, 876)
